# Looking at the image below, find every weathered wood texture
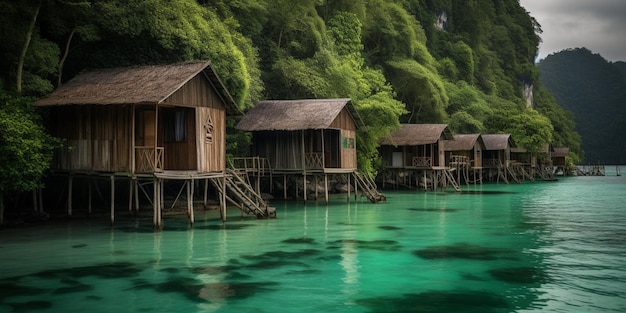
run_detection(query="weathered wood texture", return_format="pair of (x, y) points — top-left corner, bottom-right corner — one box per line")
(49, 105), (132, 172)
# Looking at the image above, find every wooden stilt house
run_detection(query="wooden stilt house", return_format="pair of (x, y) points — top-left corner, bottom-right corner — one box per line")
(378, 124), (460, 191)
(236, 99), (384, 203)
(441, 134), (485, 185)
(34, 61), (268, 225)
(481, 134), (518, 183)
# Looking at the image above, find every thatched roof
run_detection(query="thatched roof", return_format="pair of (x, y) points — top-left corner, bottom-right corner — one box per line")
(441, 134), (484, 151)
(34, 61), (241, 115)
(482, 134), (516, 150)
(380, 124), (453, 146)
(236, 98), (364, 131)
(552, 147), (570, 158)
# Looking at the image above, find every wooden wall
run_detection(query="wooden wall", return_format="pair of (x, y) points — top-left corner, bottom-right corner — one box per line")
(49, 105), (132, 172)
(196, 107), (226, 173)
(331, 109), (357, 169)
(163, 75), (224, 109)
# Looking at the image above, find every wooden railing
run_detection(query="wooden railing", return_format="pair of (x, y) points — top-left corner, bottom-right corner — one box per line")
(135, 146), (164, 172)
(305, 153), (324, 169)
(231, 157), (272, 175)
(412, 157), (432, 167)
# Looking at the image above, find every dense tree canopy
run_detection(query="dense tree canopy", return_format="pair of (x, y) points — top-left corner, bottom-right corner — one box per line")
(0, 0), (582, 181)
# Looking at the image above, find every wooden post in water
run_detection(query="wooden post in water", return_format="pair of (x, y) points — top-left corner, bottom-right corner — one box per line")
(187, 179), (195, 225)
(67, 175), (73, 216)
(88, 181), (92, 216)
(347, 173), (351, 203)
(324, 174), (329, 204)
(110, 175), (115, 226)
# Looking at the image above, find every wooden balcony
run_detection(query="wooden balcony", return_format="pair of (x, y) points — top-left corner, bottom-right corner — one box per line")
(135, 146), (164, 172)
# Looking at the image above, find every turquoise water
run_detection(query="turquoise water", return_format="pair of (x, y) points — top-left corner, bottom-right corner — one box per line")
(1, 171), (626, 312)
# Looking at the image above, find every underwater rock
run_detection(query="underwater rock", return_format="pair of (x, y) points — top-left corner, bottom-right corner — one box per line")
(356, 290), (509, 313)
(488, 267), (548, 284)
(413, 243), (513, 260)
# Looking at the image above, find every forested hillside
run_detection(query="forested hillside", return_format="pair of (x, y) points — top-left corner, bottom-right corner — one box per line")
(0, 0), (581, 182)
(538, 48), (626, 164)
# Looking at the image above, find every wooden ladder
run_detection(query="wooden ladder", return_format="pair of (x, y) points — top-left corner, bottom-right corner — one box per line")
(444, 169), (462, 192)
(353, 171), (386, 203)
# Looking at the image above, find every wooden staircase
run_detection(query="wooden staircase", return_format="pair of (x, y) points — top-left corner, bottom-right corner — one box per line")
(443, 169), (462, 192)
(352, 171), (386, 203)
(209, 169), (273, 218)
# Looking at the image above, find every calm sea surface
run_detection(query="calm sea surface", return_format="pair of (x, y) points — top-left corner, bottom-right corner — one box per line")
(1, 168), (625, 313)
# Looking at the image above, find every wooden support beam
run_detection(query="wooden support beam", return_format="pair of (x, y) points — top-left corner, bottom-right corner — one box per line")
(347, 173), (351, 203)
(324, 174), (329, 204)
(67, 175), (73, 216)
(153, 178), (158, 228)
(110, 175), (115, 226)
(187, 179), (195, 225)
(88, 182), (92, 216)
(221, 175), (226, 222)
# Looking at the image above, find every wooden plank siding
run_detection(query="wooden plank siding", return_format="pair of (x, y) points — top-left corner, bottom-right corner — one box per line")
(49, 105), (131, 172)
(196, 107), (226, 173)
(162, 75), (225, 109)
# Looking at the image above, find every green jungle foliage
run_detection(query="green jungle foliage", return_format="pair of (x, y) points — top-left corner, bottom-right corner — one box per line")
(0, 0), (581, 180)
(538, 48), (626, 164)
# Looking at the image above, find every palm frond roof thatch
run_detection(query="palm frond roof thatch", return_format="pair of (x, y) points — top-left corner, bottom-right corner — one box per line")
(380, 124), (453, 146)
(236, 98), (364, 131)
(441, 134), (484, 151)
(481, 134), (516, 150)
(34, 61), (241, 115)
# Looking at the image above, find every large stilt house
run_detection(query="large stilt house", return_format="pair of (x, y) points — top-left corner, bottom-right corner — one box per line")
(34, 61), (268, 225)
(35, 61), (240, 174)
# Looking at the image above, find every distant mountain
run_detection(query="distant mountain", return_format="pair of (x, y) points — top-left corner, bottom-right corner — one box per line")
(538, 48), (626, 164)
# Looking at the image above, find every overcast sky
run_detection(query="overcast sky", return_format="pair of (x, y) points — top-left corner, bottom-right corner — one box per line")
(519, 0), (626, 62)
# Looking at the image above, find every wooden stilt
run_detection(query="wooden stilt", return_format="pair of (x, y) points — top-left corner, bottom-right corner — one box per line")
(128, 179), (133, 212)
(187, 179), (195, 225)
(283, 174), (287, 199)
(67, 175), (73, 216)
(302, 173), (307, 202)
(354, 174), (358, 201)
(221, 175), (226, 222)
(153, 178), (158, 227)
(88, 182), (92, 216)
(110, 175), (115, 226)
(324, 174), (329, 204)
(314, 174), (319, 201)
(134, 178), (139, 213)
(203, 178), (208, 209)
(160, 179), (164, 226)
(347, 173), (351, 202)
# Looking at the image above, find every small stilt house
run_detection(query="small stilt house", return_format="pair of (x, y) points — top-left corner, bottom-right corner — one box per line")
(237, 98), (363, 173)
(33, 61), (265, 226)
(481, 134), (519, 183)
(441, 134), (485, 185)
(441, 134), (485, 169)
(379, 124), (453, 169)
(551, 147), (569, 168)
(236, 99), (383, 203)
(481, 134), (516, 168)
(378, 124), (459, 191)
